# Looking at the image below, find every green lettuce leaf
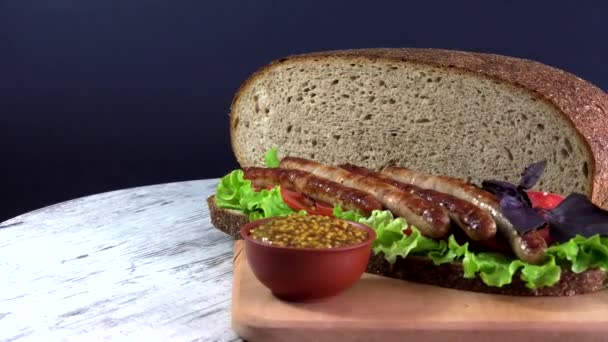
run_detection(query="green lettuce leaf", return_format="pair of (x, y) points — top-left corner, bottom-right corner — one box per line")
(214, 151), (608, 289)
(332, 207), (566, 288)
(264, 147), (280, 168)
(332, 205), (366, 222)
(334, 209), (441, 264)
(546, 234), (608, 273)
(428, 236), (467, 265)
(215, 169), (250, 210)
(215, 169), (295, 220)
(457, 251), (560, 288)
(518, 257), (561, 289)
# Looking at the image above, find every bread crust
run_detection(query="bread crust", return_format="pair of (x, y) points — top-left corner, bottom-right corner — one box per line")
(367, 252), (607, 297)
(229, 48), (608, 208)
(208, 195), (608, 296)
(207, 196), (249, 239)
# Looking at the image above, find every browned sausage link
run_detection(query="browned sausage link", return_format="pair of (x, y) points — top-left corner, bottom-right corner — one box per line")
(243, 167), (313, 191)
(521, 231), (551, 264)
(280, 157), (451, 238)
(243, 167), (283, 190)
(293, 175), (382, 215)
(420, 190), (497, 241)
(340, 164), (497, 241)
(243, 167), (381, 215)
(382, 166), (547, 264)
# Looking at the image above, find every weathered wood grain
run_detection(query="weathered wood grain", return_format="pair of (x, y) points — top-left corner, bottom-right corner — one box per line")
(232, 240), (608, 342)
(0, 180), (241, 342)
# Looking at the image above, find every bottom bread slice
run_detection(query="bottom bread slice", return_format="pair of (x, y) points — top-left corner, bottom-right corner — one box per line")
(207, 196), (608, 296)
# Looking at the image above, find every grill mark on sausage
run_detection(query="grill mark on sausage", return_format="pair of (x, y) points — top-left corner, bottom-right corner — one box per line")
(297, 176), (381, 215)
(280, 157), (451, 239)
(382, 166), (547, 264)
(243, 167), (286, 189)
(243, 167), (382, 215)
(340, 163), (497, 241)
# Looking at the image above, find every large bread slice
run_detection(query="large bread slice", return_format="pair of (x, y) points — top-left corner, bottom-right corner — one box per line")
(229, 48), (608, 208)
(207, 196), (607, 296)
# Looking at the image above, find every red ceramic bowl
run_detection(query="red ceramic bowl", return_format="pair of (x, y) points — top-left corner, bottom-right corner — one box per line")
(240, 217), (376, 301)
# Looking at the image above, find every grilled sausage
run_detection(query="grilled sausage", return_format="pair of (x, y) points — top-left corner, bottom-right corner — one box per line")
(340, 164), (497, 241)
(243, 166), (297, 190)
(243, 167), (382, 215)
(279, 157), (451, 239)
(382, 166), (547, 264)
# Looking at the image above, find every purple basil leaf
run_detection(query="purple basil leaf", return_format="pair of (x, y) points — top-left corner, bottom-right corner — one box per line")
(481, 180), (518, 198)
(517, 185), (533, 207)
(519, 160), (546, 190)
(500, 195), (547, 233)
(547, 193), (608, 243)
(482, 179), (533, 207)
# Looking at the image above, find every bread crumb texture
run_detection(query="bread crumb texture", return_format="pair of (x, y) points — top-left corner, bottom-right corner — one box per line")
(232, 56), (592, 196)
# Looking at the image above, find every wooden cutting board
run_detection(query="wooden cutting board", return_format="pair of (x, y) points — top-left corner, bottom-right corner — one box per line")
(231, 241), (608, 342)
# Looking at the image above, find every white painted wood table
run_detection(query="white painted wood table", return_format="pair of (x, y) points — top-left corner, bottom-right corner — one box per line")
(0, 179), (242, 342)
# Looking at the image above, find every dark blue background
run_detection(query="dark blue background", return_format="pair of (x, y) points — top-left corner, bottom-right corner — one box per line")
(1, 0), (606, 221)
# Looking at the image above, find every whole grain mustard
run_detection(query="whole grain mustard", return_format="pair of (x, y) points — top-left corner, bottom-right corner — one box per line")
(250, 215), (368, 248)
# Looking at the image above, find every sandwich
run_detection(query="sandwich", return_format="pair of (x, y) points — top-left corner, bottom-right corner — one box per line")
(208, 48), (608, 296)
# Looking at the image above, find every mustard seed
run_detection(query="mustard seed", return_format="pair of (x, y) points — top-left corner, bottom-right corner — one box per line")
(250, 215), (368, 249)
